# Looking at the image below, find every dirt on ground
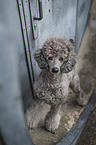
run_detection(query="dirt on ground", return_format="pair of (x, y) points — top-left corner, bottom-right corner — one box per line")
(76, 103), (96, 145)
(25, 0), (96, 144)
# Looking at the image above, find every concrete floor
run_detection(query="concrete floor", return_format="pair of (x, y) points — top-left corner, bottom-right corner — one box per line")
(26, 0), (96, 144)
(76, 104), (96, 145)
(76, 0), (96, 144)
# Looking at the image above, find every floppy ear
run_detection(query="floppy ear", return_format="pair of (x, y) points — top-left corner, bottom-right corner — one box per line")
(69, 39), (75, 47)
(61, 51), (77, 73)
(34, 49), (48, 70)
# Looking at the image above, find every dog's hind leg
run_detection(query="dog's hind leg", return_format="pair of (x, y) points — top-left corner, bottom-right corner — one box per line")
(70, 72), (87, 106)
(44, 104), (61, 133)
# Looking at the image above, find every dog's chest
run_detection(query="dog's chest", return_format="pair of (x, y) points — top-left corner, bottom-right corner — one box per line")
(34, 72), (70, 104)
(46, 75), (68, 89)
(39, 72), (69, 92)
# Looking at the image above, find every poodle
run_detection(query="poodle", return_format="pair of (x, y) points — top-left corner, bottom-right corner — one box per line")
(33, 38), (87, 133)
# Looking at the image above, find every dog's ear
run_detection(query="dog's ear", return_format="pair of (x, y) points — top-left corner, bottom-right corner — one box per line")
(61, 51), (77, 73)
(34, 49), (48, 69)
(69, 39), (75, 47)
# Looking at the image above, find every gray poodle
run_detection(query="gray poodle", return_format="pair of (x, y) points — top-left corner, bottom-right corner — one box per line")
(33, 38), (87, 133)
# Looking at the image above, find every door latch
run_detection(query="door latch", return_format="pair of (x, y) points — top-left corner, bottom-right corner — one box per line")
(34, 0), (43, 21)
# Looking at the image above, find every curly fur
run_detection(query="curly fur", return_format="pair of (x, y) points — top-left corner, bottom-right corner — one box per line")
(34, 38), (77, 73)
(34, 38), (87, 132)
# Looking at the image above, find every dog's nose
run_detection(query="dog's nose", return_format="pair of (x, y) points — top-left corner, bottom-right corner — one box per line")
(51, 67), (59, 73)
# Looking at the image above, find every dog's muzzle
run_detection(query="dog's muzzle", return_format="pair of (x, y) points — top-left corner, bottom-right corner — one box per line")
(51, 67), (59, 73)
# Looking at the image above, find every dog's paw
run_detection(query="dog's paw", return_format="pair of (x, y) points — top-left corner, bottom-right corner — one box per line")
(76, 97), (88, 106)
(25, 111), (39, 129)
(25, 105), (41, 129)
(44, 112), (61, 133)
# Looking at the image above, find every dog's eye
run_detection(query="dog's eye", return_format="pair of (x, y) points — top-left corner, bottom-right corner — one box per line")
(48, 56), (53, 60)
(59, 57), (63, 61)
(64, 51), (66, 54)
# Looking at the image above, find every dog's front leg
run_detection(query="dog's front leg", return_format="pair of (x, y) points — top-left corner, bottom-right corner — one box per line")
(44, 104), (61, 133)
(70, 72), (87, 106)
(26, 98), (43, 128)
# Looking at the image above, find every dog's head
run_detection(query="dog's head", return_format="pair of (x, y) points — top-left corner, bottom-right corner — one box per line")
(34, 38), (77, 74)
